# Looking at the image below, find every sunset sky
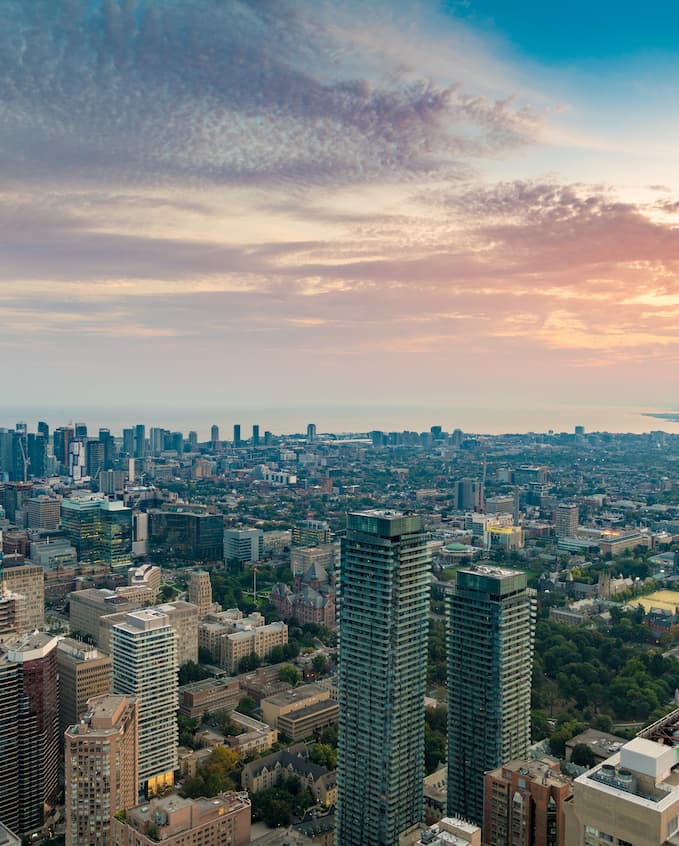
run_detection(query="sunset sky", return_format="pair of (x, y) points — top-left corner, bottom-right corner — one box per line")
(3, 0), (679, 432)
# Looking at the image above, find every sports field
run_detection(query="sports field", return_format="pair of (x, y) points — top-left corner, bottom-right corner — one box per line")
(636, 590), (679, 614)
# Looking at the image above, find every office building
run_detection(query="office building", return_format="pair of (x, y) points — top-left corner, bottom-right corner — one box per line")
(556, 503), (579, 538)
(61, 495), (133, 568)
(455, 477), (481, 511)
(148, 506), (223, 562)
(292, 519), (332, 547)
(127, 564), (161, 601)
(111, 792), (251, 846)
(188, 571), (213, 617)
(99, 428), (115, 468)
(178, 677), (241, 720)
(56, 638), (113, 736)
(2, 563), (44, 631)
(68, 439), (86, 481)
(447, 566), (535, 824)
(210, 424), (219, 447)
(233, 424), (241, 447)
(224, 527), (263, 566)
(307, 423), (317, 443)
(53, 426), (74, 470)
(336, 510), (431, 846)
(74, 423), (87, 439)
(26, 433), (47, 478)
(26, 495), (61, 530)
(563, 710), (679, 846)
(112, 610), (177, 794)
(484, 758), (572, 846)
(69, 588), (149, 648)
(65, 694), (138, 846)
(252, 424), (260, 446)
(0, 633), (60, 836)
(86, 439), (105, 478)
(133, 424), (146, 459)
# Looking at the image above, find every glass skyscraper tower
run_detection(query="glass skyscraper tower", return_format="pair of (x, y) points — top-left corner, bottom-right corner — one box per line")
(336, 510), (431, 846)
(447, 566), (535, 824)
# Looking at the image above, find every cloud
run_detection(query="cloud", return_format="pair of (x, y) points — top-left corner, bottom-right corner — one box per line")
(0, 0), (539, 190)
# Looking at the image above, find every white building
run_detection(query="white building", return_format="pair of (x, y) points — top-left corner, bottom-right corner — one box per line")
(111, 609), (177, 795)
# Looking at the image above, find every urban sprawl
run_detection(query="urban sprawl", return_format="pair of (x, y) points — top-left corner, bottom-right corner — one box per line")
(1, 419), (679, 846)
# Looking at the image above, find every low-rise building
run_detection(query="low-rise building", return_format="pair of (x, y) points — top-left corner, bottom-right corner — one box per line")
(261, 683), (331, 729)
(241, 746), (336, 808)
(127, 564), (161, 602)
(484, 758), (572, 846)
(111, 792), (251, 846)
(564, 729), (627, 766)
(411, 817), (481, 846)
(277, 698), (339, 741)
(178, 677), (241, 720)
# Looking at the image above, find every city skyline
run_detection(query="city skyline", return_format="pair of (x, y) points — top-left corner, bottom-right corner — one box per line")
(3, 1), (679, 416)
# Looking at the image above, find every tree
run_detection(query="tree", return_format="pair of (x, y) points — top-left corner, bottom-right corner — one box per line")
(310, 743), (337, 769)
(278, 664), (301, 686)
(571, 743), (596, 768)
(236, 695), (257, 716)
(549, 719), (584, 757)
(312, 654), (328, 675)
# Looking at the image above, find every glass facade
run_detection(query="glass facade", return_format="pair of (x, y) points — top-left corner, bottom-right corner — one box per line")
(447, 567), (535, 824)
(336, 511), (431, 846)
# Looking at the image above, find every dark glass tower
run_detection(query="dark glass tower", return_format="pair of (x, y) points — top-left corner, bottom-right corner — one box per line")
(447, 566), (535, 824)
(336, 510), (431, 846)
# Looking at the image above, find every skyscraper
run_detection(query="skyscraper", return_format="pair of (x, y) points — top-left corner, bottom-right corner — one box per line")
(307, 423), (316, 443)
(447, 566), (535, 824)
(188, 571), (213, 618)
(65, 694), (138, 846)
(134, 424), (146, 458)
(112, 610), (177, 796)
(0, 633), (60, 836)
(336, 510), (431, 846)
(233, 424), (241, 447)
(555, 502), (579, 538)
(210, 424), (220, 447)
(252, 424), (260, 446)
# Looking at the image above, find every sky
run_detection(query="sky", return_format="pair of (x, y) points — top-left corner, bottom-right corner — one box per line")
(3, 0), (679, 433)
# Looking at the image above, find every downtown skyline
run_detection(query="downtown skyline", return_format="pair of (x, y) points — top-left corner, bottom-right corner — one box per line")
(3, 1), (679, 418)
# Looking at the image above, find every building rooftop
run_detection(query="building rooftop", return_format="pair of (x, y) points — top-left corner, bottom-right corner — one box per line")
(262, 684), (327, 708)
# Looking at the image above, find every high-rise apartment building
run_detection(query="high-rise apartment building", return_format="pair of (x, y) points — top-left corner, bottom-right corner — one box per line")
(210, 424), (220, 447)
(556, 503), (579, 538)
(188, 571), (213, 617)
(0, 633), (60, 836)
(447, 566), (535, 824)
(65, 694), (138, 846)
(112, 610), (177, 795)
(336, 510), (431, 846)
(56, 637), (113, 736)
